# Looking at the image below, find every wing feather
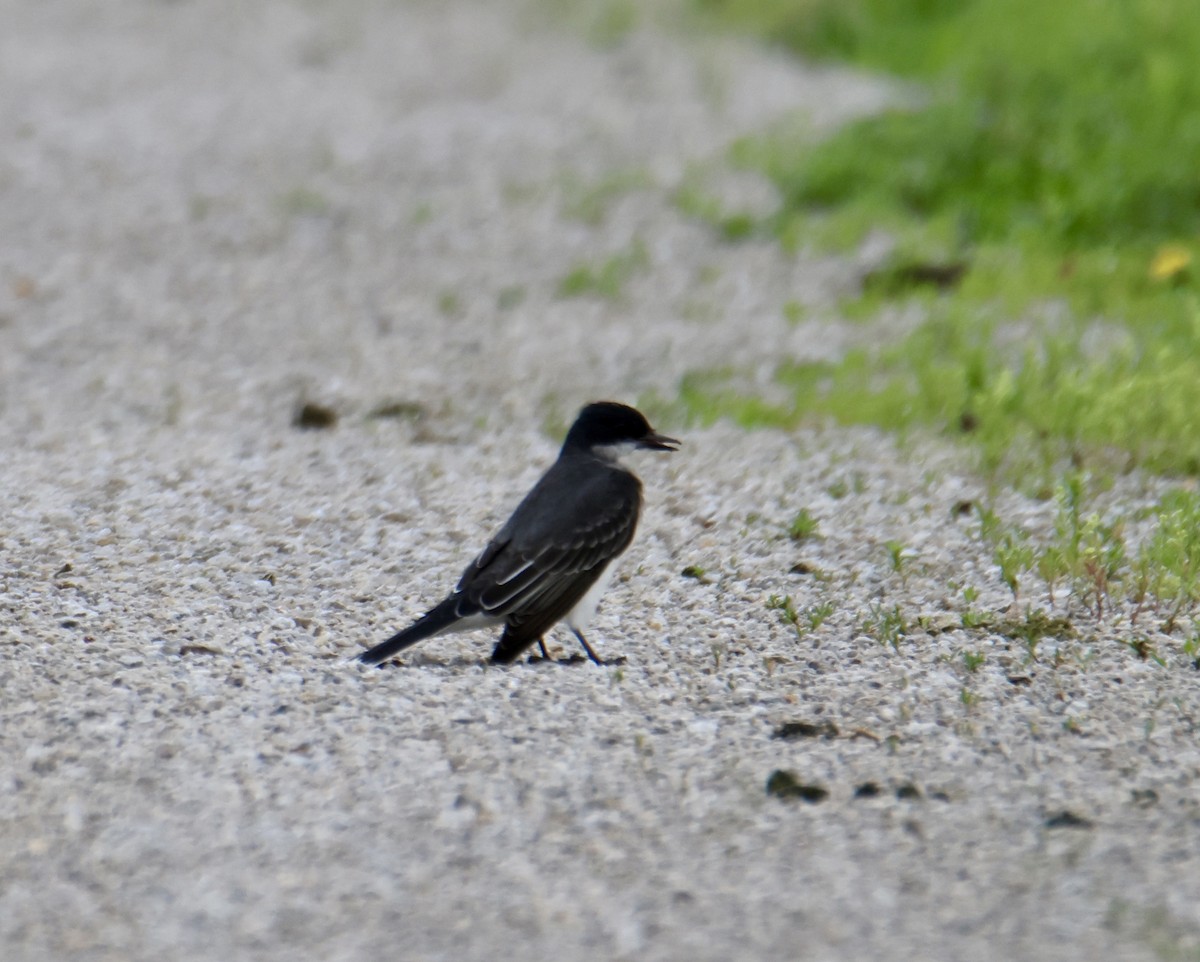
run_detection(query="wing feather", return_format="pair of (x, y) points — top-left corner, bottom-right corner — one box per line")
(450, 456), (641, 632)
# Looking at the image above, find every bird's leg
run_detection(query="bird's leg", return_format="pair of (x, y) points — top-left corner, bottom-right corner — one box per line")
(569, 628), (624, 666)
(537, 639), (550, 660)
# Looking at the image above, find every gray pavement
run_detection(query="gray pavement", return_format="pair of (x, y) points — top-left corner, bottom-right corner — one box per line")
(2, 2), (1199, 960)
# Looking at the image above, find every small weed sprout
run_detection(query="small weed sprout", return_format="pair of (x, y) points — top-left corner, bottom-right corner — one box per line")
(1123, 637), (1165, 666)
(1037, 545), (1068, 607)
(1029, 473), (1126, 617)
(767, 594), (833, 640)
(557, 239), (649, 300)
(1133, 489), (1200, 631)
(788, 508), (820, 541)
(974, 505), (1034, 601)
(1001, 607), (1071, 663)
(961, 608), (991, 629)
(975, 505), (1005, 545)
(862, 603), (908, 650)
(962, 650), (986, 672)
(1183, 626), (1200, 667)
(1079, 517), (1127, 620)
(1127, 556), (1152, 625)
(561, 168), (651, 225)
(960, 585), (990, 628)
(884, 539), (913, 582)
(995, 531), (1035, 601)
(767, 593), (799, 631)
(807, 600), (835, 632)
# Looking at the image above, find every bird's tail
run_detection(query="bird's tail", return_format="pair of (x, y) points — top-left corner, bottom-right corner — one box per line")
(358, 598), (461, 665)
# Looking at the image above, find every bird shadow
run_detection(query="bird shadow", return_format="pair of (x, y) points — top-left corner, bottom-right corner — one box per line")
(362, 652), (612, 669)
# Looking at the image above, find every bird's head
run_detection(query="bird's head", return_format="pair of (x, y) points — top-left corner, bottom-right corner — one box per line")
(561, 401), (680, 458)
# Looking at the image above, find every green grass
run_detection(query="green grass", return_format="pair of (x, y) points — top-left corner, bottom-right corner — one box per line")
(766, 593), (800, 635)
(972, 481), (1200, 635)
(277, 186), (330, 217)
(1128, 488), (1200, 629)
(861, 602), (907, 649)
(675, 176), (763, 242)
(787, 507), (820, 541)
(701, 0), (1200, 247)
(561, 169), (653, 225)
(557, 239), (649, 299)
(658, 0), (1200, 642)
(676, 0), (1200, 481)
(767, 594), (835, 639)
(436, 290), (463, 318)
(961, 649), (985, 672)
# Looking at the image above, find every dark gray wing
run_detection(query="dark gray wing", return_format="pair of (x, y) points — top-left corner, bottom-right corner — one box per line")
(448, 456), (642, 631)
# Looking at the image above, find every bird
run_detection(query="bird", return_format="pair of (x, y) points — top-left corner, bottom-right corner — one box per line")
(359, 401), (679, 667)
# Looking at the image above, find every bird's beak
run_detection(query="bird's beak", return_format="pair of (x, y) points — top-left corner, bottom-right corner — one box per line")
(640, 431), (680, 452)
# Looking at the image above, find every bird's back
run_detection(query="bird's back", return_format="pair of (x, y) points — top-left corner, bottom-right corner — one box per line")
(454, 453), (642, 615)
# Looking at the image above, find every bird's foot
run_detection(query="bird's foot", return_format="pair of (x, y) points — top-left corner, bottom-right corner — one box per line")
(522, 652), (624, 666)
(524, 652), (587, 665)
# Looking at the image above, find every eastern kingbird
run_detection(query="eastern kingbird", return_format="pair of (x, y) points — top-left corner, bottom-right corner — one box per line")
(359, 401), (679, 666)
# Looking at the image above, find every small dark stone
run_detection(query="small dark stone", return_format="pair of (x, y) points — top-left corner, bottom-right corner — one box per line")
(60, 619), (79, 629)
(951, 500), (975, 516)
(1131, 789), (1159, 808)
(895, 782), (922, 800)
(1129, 638), (1153, 661)
(766, 770), (828, 803)
(55, 563), (73, 577)
(789, 561), (817, 575)
(863, 260), (968, 294)
(294, 401), (338, 429)
(367, 400), (425, 421)
(853, 781), (881, 799)
(797, 784), (829, 803)
(958, 411), (979, 433)
(772, 721), (839, 740)
(179, 644), (221, 657)
(1044, 809), (1092, 830)
(1006, 675), (1033, 686)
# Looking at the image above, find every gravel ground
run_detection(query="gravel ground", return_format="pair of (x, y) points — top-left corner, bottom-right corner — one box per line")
(3, 2), (1200, 960)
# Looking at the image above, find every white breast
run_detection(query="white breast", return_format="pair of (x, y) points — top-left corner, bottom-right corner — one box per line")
(565, 563), (615, 632)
